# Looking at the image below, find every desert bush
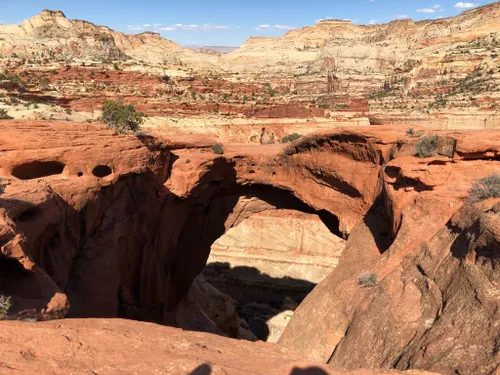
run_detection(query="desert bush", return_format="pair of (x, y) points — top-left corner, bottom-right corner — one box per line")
(0, 109), (13, 120)
(0, 178), (5, 194)
(358, 271), (377, 287)
(282, 133), (301, 143)
(101, 100), (145, 134)
(185, 159), (191, 164)
(415, 135), (439, 157)
(211, 143), (224, 155)
(406, 128), (415, 136)
(0, 295), (11, 319)
(469, 173), (500, 202)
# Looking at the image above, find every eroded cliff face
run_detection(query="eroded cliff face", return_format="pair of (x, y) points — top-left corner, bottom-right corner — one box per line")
(222, 3), (500, 74)
(0, 121), (499, 375)
(0, 9), (216, 68)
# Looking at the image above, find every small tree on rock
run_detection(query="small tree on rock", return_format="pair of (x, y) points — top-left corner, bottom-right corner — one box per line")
(469, 173), (500, 203)
(0, 295), (11, 320)
(415, 135), (439, 158)
(101, 100), (145, 134)
(0, 109), (13, 120)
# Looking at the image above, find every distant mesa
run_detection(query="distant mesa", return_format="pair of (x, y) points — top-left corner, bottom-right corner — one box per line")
(41, 9), (67, 18)
(318, 19), (353, 25)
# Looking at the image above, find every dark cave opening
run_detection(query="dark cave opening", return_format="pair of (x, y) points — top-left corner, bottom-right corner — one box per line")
(11, 160), (65, 180)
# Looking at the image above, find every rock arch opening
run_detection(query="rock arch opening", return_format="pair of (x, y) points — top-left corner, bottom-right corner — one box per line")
(170, 184), (346, 342)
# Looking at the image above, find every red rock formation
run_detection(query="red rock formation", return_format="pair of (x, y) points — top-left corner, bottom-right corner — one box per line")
(279, 132), (500, 375)
(0, 319), (440, 375)
(1, 121), (498, 374)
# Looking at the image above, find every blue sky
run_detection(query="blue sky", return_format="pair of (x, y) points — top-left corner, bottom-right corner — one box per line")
(0, 0), (492, 46)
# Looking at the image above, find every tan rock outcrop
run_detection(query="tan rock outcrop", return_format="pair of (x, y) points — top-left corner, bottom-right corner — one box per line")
(0, 9), (216, 68)
(221, 3), (500, 74)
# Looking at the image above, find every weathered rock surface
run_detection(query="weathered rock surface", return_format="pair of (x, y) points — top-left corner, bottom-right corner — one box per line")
(0, 318), (440, 375)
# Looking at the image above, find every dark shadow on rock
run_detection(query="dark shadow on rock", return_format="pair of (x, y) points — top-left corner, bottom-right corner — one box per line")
(188, 364), (212, 375)
(290, 367), (328, 375)
(363, 194), (393, 254)
(204, 262), (316, 341)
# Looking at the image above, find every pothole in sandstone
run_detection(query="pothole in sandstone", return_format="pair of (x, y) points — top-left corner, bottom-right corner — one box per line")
(202, 207), (346, 343)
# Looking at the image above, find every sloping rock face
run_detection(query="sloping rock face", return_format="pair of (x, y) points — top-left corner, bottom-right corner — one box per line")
(0, 319), (440, 375)
(279, 133), (500, 375)
(0, 9), (215, 68)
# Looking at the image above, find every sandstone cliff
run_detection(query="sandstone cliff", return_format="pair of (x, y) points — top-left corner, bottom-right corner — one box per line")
(0, 9), (216, 68)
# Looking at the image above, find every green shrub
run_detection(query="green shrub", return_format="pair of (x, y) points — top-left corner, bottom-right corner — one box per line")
(0, 295), (11, 319)
(113, 63), (119, 71)
(0, 179), (5, 194)
(469, 173), (500, 203)
(415, 135), (439, 158)
(0, 109), (13, 120)
(185, 159), (191, 164)
(101, 100), (145, 134)
(358, 272), (377, 287)
(211, 143), (224, 155)
(406, 128), (415, 136)
(282, 133), (302, 143)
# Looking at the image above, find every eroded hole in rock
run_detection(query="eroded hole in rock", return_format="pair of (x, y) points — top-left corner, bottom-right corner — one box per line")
(92, 165), (112, 178)
(11, 161), (65, 180)
(16, 207), (41, 222)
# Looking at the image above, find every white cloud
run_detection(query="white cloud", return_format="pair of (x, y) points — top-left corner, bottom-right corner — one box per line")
(253, 24), (296, 31)
(369, 20), (377, 24)
(454, 2), (478, 8)
(128, 22), (231, 32)
(394, 14), (409, 19)
(275, 24), (294, 30)
(417, 4), (444, 13)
